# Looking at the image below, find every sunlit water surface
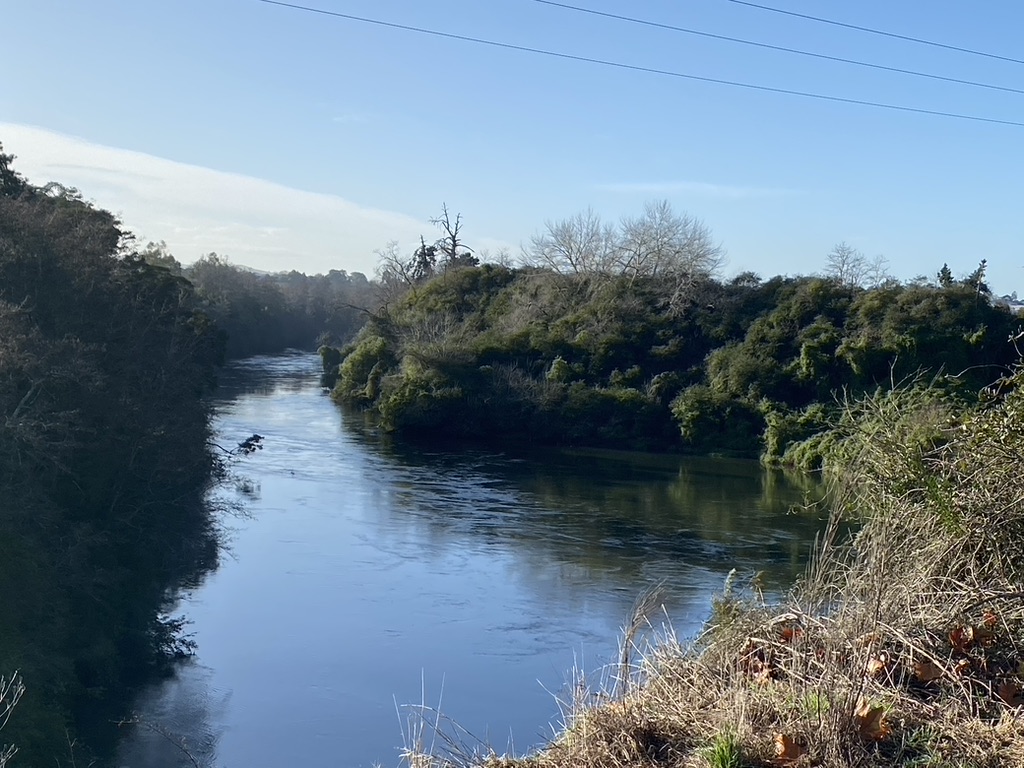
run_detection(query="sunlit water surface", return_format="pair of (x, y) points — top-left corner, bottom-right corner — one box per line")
(117, 353), (824, 768)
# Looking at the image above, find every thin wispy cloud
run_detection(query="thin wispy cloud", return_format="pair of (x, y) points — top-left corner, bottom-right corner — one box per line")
(0, 123), (433, 275)
(596, 180), (801, 199)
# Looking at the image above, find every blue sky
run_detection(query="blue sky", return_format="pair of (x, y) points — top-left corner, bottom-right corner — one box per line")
(3, 0), (1023, 292)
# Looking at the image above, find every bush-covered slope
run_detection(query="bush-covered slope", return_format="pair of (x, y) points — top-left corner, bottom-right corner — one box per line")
(322, 265), (1020, 462)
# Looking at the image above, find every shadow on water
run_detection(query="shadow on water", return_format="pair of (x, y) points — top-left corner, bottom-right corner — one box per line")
(342, 416), (826, 603)
(114, 352), (828, 768)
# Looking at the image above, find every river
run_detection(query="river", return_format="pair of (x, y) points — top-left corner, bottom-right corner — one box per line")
(116, 353), (825, 768)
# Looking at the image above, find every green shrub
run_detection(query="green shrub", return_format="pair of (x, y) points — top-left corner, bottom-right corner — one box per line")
(671, 385), (763, 456)
(335, 334), (394, 403)
(318, 344), (344, 389)
(761, 401), (832, 467)
(377, 370), (465, 434)
(546, 355), (572, 384)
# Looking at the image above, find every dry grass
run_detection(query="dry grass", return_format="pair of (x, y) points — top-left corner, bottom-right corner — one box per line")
(404, 363), (1024, 768)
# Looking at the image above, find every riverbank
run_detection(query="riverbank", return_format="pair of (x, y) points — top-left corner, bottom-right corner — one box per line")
(320, 264), (1019, 466)
(0, 150), (226, 765)
(408, 359), (1024, 767)
(111, 353), (825, 768)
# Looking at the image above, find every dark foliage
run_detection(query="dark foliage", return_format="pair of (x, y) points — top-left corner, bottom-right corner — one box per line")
(323, 264), (1021, 462)
(0, 147), (226, 764)
(179, 252), (376, 358)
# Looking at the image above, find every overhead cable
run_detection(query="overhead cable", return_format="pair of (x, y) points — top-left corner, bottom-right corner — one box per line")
(256, 0), (1024, 128)
(532, 0), (1024, 96)
(727, 0), (1024, 67)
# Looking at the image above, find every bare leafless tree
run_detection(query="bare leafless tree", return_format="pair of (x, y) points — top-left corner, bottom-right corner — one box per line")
(374, 240), (410, 284)
(477, 246), (515, 268)
(863, 253), (891, 287)
(0, 672), (24, 768)
(617, 200), (724, 283)
(825, 241), (863, 286)
(431, 204), (477, 271)
(374, 240), (418, 308)
(525, 202), (723, 283)
(825, 241), (891, 287)
(524, 208), (618, 275)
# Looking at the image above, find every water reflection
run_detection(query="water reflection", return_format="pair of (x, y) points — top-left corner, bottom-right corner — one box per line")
(346, 433), (824, 608)
(117, 353), (825, 768)
(119, 662), (226, 768)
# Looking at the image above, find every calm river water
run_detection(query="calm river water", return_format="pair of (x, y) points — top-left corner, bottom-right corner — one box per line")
(117, 353), (825, 768)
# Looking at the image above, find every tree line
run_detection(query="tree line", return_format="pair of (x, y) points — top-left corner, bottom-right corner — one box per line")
(140, 245), (376, 358)
(0, 146), (232, 764)
(322, 204), (1021, 466)
(0, 139), (398, 764)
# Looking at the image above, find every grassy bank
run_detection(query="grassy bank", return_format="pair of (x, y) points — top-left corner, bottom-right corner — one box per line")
(407, 351), (1024, 767)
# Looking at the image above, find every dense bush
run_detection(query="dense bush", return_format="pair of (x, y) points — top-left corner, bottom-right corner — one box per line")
(323, 261), (1020, 459)
(0, 145), (227, 764)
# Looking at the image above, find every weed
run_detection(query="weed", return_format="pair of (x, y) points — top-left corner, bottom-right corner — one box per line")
(699, 729), (743, 768)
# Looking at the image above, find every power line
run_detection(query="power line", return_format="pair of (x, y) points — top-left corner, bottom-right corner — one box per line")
(255, 0), (1024, 128)
(728, 0), (1024, 67)
(532, 0), (1024, 96)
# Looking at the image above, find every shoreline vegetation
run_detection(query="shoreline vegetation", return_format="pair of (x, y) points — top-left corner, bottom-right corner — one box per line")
(319, 242), (1019, 467)
(314, 209), (1024, 766)
(4, 139), (1024, 767)
(0, 146), (229, 765)
(404, 350), (1024, 767)
(0, 142), (376, 763)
